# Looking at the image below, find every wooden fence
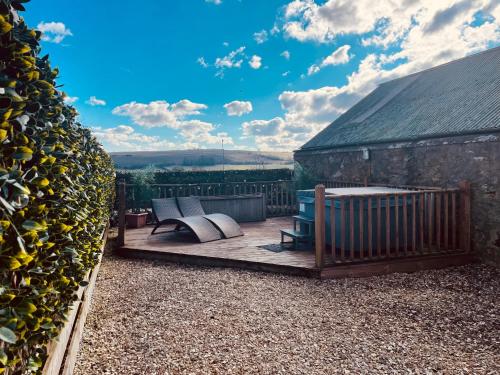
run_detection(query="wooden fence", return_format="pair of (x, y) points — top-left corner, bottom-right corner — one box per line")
(314, 181), (471, 268)
(117, 180), (298, 218)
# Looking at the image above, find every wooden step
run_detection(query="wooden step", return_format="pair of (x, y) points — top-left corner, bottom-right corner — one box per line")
(293, 215), (314, 223)
(280, 229), (312, 239)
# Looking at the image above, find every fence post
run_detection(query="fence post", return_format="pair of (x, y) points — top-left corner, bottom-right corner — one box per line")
(117, 179), (126, 247)
(315, 184), (326, 269)
(458, 180), (471, 252)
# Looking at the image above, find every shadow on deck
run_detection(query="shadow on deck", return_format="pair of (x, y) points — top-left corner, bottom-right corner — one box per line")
(116, 216), (476, 279)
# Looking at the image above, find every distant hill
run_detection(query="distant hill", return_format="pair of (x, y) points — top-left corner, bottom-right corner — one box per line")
(110, 149), (293, 170)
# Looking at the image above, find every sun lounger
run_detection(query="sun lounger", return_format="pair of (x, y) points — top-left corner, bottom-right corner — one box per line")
(150, 198), (222, 242)
(177, 197), (243, 239)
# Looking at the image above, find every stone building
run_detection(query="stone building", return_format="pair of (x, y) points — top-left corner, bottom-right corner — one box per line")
(295, 46), (500, 264)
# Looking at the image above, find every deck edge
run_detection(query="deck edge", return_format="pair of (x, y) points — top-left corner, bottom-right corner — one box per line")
(319, 253), (478, 279)
(116, 246), (319, 278)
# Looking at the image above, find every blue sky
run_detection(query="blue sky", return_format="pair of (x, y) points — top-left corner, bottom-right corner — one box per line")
(25, 0), (500, 152)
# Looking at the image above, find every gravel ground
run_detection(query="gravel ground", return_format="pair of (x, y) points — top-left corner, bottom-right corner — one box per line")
(74, 252), (499, 375)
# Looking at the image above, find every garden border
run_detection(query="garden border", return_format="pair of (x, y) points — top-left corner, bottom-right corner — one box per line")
(41, 226), (109, 375)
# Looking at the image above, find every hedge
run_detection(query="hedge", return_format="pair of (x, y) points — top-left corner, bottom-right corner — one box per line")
(116, 168), (294, 185)
(0, 1), (115, 373)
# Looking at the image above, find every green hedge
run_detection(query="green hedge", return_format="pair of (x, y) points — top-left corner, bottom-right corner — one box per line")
(0, 1), (115, 373)
(116, 168), (294, 185)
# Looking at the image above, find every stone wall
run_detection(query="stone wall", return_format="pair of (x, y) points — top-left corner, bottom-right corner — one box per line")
(294, 133), (500, 264)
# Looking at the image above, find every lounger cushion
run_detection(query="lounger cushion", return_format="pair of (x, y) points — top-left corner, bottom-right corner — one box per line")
(203, 213), (243, 238)
(176, 216), (223, 242)
(177, 196), (206, 217)
(152, 198), (182, 222)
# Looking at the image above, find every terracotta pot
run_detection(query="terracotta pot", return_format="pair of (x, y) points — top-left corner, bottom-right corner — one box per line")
(126, 212), (148, 228)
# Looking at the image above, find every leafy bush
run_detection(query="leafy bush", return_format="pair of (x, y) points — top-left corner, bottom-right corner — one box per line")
(129, 166), (155, 212)
(293, 162), (316, 190)
(117, 168), (294, 185)
(0, 1), (115, 373)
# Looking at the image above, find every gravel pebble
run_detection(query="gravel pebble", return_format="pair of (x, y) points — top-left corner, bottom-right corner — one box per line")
(74, 253), (499, 375)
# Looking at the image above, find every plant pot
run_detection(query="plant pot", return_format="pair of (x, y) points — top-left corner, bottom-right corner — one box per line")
(126, 212), (148, 228)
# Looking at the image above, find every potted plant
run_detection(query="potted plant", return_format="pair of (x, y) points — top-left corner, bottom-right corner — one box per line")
(126, 167), (155, 228)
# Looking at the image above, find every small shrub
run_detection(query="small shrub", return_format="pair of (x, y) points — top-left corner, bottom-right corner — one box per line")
(130, 166), (155, 212)
(0, 1), (115, 373)
(293, 162), (316, 190)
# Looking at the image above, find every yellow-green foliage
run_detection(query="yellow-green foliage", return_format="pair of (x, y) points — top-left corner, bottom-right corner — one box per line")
(0, 1), (115, 373)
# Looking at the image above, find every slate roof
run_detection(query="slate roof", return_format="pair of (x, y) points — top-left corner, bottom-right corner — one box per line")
(300, 46), (500, 151)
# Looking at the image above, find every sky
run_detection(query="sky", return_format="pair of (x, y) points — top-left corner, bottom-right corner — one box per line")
(24, 0), (500, 152)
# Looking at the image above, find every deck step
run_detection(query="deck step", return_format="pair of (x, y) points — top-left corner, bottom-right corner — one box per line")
(293, 215), (314, 223)
(280, 229), (312, 239)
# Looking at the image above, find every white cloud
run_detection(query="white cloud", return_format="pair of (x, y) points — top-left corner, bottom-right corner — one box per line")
(112, 99), (207, 128)
(270, 25), (280, 35)
(91, 125), (179, 152)
(63, 96), (78, 104)
(274, 0), (500, 149)
(283, 0), (498, 47)
(205, 0), (222, 4)
(253, 30), (268, 44)
(241, 117), (305, 151)
(171, 99), (208, 116)
(223, 41), (229, 47)
(197, 57), (209, 68)
(242, 117), (284, 137)
(215, 46), (246, 76)
(282, 71), (291, 77)
(110, 99), (232, 148)
(224, 100), (253, 116)
(280, 50), (290, 60)
(178, 120), (234, 146)
(249, 55), (262, 69)
(37, 21), (72, 44)
(307, 44), (351, 75)
(86, 96), (107, 106)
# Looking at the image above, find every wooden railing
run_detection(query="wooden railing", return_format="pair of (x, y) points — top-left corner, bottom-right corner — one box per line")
(314, 181), (471, 268)
(117, 180), (298, 217)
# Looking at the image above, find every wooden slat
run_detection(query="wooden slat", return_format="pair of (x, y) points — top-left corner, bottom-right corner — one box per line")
(367, 197), (373, 259)
(444, 192), (449, 250)
(395, 194), (400, 256)
(359, 198), (364, 259)
(330, 198), (336, 258)
(436, 192), (441, 251)
(402, 193), (408, 255)
(385, 195), (391, 257)
(279, 183), (285, 215)
(459, 180), (471, 252)
(377, 196), (382, 257)
(412, 194), (417, 253)
(350, 199), (355, 260)
(264, 184), (268, 210)
(286, 183), (291, 214)
(419, 193), (424, 253)
(452, 191), (457, 250)
(340, 198), (346, 260)
(428, 193), (433, 252)
(314, 185), (326, 268)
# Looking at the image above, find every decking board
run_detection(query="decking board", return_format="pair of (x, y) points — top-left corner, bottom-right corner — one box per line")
(118, 217), (319, 276)
(116, 217), (476, 279)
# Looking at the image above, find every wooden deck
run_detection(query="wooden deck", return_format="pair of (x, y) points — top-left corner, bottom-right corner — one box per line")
(116, 216), (476, 279)
(117, 217), (320, 277)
